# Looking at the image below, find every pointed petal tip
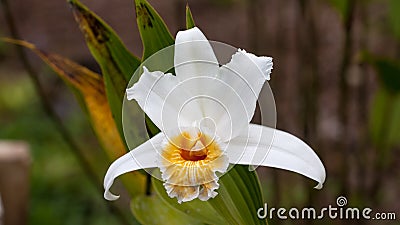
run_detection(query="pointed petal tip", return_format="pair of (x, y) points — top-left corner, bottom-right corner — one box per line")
(104, 191), (120, 201)
(314, 182), (324, 190)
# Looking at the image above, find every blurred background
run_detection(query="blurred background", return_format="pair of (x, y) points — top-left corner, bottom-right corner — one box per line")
(0, 0), (399, 224)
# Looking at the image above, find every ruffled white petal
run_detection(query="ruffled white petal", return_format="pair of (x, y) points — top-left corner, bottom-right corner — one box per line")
(103, 133), (165, 200)
(226, 124), (326, 189)
(217, 49), (272, 124)
(174, 27), (219, 82)
(195, 49), (273, 141)
(126, 67), (203, 132)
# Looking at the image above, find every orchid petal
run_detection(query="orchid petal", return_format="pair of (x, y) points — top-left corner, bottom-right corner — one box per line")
(196, 50), (272, 141)
(104, 133), (165, 200)
(217, 49), (272, 124)
(161, 74), (249, 142)
(226, 124), (326, 189)
(174, 27), (219, 82)
(127, 67), (203, 132)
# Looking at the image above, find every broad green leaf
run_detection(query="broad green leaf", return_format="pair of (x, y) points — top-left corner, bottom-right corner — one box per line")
(134, 0), (174, 60)
(69, 0), (141, 139)
(6, 39), (146, 195)
(209, 166), (266, 225)
(152, 171), (228, 225)
(186, 4), (196, 29)
(131, 194), (203, 225)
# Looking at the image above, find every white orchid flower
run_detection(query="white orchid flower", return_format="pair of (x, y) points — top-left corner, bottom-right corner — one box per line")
(104, 27), (326, 203)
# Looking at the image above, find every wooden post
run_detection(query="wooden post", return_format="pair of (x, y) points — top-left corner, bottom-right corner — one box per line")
(0, 141), (31, 225)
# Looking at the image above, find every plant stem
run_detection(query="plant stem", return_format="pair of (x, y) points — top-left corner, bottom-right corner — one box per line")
(0, 0), (130, 224)
(145, 173), (152, 196)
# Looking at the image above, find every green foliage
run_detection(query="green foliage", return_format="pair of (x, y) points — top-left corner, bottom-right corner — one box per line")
(186, 5), (196, 29)
(5, 39), (147, 196)
(69, 0), (141, 139)
(131, 194), (203, 225)
(5, 39), (127, 158)
(209, 165), (266, 225)
(134, 0), (174, 60)
(134, 0), (175, 137)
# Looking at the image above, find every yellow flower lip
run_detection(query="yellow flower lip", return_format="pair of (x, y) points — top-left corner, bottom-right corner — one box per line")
(163, 129), (217, 163)
(180, 143), (208, 161)
(158, 128), (229, 202)
(169, 129), (212, 161)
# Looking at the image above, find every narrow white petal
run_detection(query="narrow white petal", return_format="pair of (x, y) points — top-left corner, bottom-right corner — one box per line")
(226, 124), (325, 189)
(174, 27), (219, 82)
(103, 133), (165, 200)
(126, 67), (203, 132)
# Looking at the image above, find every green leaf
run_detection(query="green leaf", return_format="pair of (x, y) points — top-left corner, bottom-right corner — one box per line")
(134, 0), (175, 137)
(152, 171), (228, 225)
(186, 4), (196, 29)
(69, 0), (141, 139)
(131, 194), (203, 225)
(5, 39), (146, 195)
(209, 166), (266, 225)
(134, 0), (175, 60)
